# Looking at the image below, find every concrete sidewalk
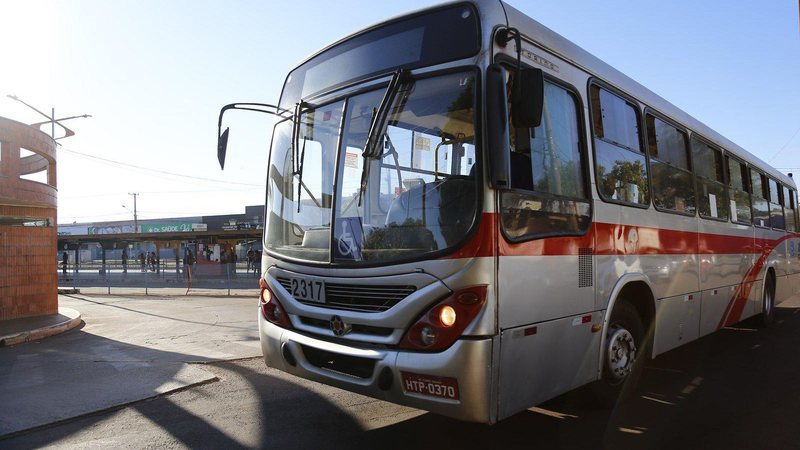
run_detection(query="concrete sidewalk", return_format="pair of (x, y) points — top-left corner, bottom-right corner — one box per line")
(0, 307), (82, 347)
(0, 293), (261, 437)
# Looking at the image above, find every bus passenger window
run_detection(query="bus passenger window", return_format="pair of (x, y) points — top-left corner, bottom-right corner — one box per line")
(501, 81), (590, 240)
(768, 178), (784, 229)
(750, 169), (769, 227)
(784, 186), (797, 232)
(590, 85), (649, 207)
(692, 136), (728, 220)
(726, 157), (751, 224)
(646, 115), (694, 215)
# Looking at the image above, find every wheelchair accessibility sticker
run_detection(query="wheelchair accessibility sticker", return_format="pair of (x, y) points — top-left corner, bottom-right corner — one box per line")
(334, 217), (364, 261)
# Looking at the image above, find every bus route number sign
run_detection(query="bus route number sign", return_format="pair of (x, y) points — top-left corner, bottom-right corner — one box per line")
(401, 372), (460, 400)
(289, 276), (326, 304)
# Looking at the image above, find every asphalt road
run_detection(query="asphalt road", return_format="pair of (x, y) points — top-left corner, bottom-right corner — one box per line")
(3, 295), (800, 449)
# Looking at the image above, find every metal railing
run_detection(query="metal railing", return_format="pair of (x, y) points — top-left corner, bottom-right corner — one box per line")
(57, 260), (260, 295)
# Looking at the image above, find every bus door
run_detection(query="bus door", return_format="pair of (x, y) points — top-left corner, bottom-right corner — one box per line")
(494, 75), (599, 418)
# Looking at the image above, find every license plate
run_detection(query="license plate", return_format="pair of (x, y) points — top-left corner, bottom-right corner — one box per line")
(289, 277), (326, 303)
(401, 372), (460, 400)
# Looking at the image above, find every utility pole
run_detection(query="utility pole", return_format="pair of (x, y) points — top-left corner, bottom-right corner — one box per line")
(129, 192), (139, 233)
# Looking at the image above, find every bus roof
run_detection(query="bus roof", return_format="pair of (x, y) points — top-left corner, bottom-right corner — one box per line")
(500, 0), (794, 188)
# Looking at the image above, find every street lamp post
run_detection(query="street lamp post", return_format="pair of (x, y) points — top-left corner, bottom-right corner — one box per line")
(5, 94), (91, 140)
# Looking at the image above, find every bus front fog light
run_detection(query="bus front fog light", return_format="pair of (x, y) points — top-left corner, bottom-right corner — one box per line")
(439, 305), (456, 327)
(420, 326), (437, 346)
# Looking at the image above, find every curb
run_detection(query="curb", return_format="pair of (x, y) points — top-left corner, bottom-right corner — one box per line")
(0, 307), (82, 347)
(58, 288), (80, 295)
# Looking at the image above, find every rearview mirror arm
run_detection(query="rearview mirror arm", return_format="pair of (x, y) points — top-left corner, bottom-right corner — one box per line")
(216, 103), (292, 170)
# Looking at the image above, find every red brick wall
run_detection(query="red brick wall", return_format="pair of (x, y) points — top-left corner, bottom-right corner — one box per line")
(0, 118), (58, 320)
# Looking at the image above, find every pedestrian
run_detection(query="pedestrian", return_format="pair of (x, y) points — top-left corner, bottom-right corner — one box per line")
(183, 249), (195, 294)
(252, 249), (260, 275)
(122, 248), (128, 274)
(246, 248), (255, 272)
(62, 251), (68, 278)
(139, 252), (146, 272)
(231, 249), (238, 278)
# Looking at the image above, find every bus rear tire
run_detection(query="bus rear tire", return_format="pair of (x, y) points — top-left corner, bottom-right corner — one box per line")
(591, 299), (648, 408)
(756, 273), (776, 328)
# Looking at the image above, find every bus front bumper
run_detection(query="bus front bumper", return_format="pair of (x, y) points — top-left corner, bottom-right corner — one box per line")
(258, 311), (494, 423)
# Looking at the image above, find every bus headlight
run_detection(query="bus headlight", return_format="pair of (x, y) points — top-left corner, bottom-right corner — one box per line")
(439, 305), (456, 327)
(399, 285), (487, 351)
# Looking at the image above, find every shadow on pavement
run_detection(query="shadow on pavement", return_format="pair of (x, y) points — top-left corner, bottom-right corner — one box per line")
(358, 306), (800, 450)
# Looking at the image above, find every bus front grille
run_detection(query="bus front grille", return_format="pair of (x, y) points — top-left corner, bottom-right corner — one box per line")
(276, 277), (415, 313)
(300, 344), (376, 379)
(298, 316), (394, 336)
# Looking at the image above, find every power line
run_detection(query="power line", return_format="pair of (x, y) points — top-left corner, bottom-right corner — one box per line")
(768, 125), (800, 162)
(61, 147), (262, 187)
(59, 187), (254, 200)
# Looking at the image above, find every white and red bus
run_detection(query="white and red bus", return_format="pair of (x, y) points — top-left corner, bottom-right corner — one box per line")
(217, 0), (800, 423)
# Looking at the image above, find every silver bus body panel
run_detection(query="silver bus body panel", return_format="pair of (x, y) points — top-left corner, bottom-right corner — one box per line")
(497, 311), (602, 420)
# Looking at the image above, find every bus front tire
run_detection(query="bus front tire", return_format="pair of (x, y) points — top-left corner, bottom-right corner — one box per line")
(591, 299), (649, 408)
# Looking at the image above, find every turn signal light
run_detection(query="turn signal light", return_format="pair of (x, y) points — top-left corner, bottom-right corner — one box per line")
(260, 279), (292, 329)
(399, 285), (487, 351)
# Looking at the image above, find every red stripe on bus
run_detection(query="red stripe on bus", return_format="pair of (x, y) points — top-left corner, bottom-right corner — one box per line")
(718, 233), (793, 327)
(486, 218), (792, 257)
(447, 215), (796, 328)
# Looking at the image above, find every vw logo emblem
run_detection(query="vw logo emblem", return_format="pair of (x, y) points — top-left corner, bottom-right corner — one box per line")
(330, 315), (351, 336)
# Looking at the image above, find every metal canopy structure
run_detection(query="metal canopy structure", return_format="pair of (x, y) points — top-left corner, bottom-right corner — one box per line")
(57, 228), (262, 249)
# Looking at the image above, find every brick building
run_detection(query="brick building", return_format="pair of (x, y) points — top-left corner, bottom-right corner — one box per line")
(0, 117), (58, 320)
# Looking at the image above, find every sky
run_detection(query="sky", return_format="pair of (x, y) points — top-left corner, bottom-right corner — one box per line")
(1, 0), (798, 225)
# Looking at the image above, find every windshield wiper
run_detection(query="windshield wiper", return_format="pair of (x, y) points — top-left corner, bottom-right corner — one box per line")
(290, 102), (322, 212)
(357, 69), (412, 207)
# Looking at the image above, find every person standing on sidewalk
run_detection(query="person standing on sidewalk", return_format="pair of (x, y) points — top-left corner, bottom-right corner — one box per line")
(62, 251), (68, 279)
(183, 249), (195, 294)
(122, 248), (128, 274)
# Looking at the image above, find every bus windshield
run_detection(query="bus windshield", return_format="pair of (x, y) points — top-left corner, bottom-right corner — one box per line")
(265, 71), (479, 264)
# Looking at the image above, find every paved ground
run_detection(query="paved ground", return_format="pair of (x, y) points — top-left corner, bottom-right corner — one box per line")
(0, 293), (260, 437)
(3, 294), (800, 449)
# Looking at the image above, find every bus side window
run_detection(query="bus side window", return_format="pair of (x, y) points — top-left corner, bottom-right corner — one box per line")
(768, 177), (784, 229)
(750, 169), (769, 227)
(590, 85), (649, 207)
(646, 114), (694, 215)
(782, 185), (796, 232)
(726, 156), (752, 224)
(794, 189), (800, 232)
(501, 80), (591, 240)
(692, 136), (728, 221)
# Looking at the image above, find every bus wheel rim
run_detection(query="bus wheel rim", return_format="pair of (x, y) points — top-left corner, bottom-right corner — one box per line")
(607, 328), (636, 380)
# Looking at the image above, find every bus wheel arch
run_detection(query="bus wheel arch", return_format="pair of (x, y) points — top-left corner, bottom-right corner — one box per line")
(602, 277), (656, 360)
(592, 278), (656, 406)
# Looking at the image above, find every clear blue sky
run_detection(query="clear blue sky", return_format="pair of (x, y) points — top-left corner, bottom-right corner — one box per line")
(1, 0), (798, 224)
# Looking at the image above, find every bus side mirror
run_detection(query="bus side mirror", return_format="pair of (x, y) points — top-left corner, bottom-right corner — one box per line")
(511, 68), (544, 129)
(217, 127), (230, 170)
(486, 64), (510, 189)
